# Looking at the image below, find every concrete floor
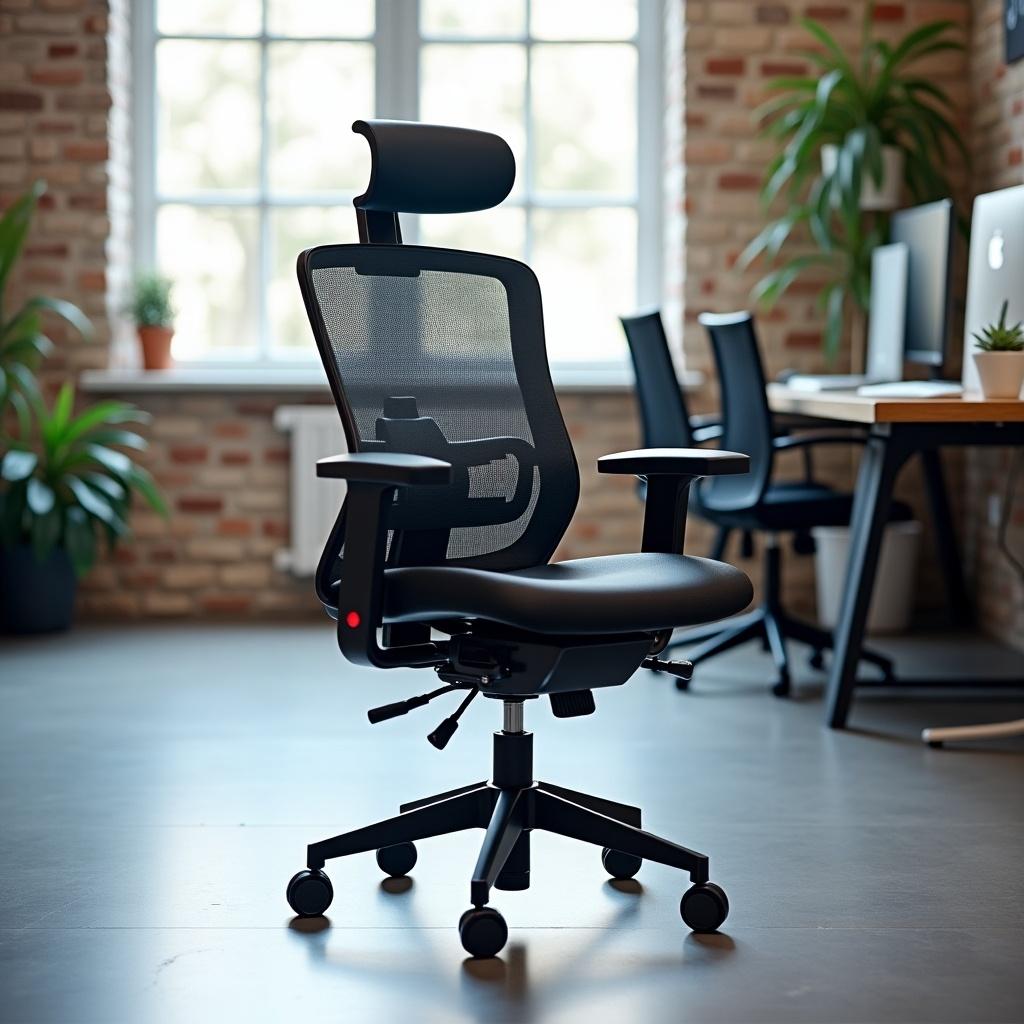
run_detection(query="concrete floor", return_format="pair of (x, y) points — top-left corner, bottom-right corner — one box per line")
(0, 624), (1022, 1023)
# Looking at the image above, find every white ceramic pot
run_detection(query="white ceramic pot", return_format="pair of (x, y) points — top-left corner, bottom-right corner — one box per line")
(821, 143), (904, 211)
(972, 350), (1024, 399)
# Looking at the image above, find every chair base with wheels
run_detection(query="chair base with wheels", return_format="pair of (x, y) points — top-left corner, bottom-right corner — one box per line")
(663, 537), (894, 696)
(287, 700), (728, 958)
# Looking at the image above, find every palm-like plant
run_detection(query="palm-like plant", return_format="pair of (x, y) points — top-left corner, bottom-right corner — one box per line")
(739, 4), (965, 357)
(0, 181), (92, 435)
(0, 383), (166, 576)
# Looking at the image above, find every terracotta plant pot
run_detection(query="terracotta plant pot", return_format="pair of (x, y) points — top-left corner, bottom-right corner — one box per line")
(972, 350), (1024, 399)
(138, 325), (174, 370)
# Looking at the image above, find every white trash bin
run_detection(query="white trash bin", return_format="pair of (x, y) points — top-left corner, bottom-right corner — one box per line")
(812, 520), (922, 635)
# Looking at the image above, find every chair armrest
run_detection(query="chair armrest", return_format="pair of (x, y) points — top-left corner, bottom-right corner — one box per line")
(316, 451), (453, 486)
(321, 452), (451, 671)
(599, 448), (749, 555)
(598, 447), (750, 477)
(772, 430), (867, 452)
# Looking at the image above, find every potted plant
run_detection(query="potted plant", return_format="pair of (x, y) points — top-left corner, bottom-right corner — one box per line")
(130, 272), (175, 370)
(740, 3), (965, 358)
(0, 383), (167, 633)
(1, 181), (91, 431)
(972, 301), (1024, 399)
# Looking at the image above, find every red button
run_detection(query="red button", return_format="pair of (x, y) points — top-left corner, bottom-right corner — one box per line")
(345, 610), (361, 629)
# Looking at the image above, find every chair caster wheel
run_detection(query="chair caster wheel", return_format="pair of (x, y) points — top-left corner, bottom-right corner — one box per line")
(459, 906), (508, 958)
(602, 847), (642, 880)
(808, 649), (825, 671)
(674, 676), (690, 691)
(771, 672), (791, 698)
(680, 881), (729, 933)
(286, 869), (333, 917)
(376, 841), (417, 877)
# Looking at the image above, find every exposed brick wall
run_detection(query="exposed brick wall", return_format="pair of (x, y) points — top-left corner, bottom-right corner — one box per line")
(3, 0), (1005, 628)
(963, 0), (1024, 651)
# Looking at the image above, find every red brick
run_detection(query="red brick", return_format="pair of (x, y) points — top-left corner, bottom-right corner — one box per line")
(149, 547), (177, 564)
(262, 519), (288, 539)
(220, 450), (252, 466)
(1010, 147), (1022, 167)
(718, 172), (761, 190)
(0, 90), (43, 111)
(785, 330), (822, 349)
(761, 60), (808, 77)
(48, 42), (78, 58)
(264, 446), (289, 464)
(177, 494), (223, 514)
(696, 83), (736, 101)
(871, 3), (905, 21)
(706, 57), (745, 76)
(804, 5), (848, 20)
(170, 445), (208, 464)
(213, 420), (249, 439)
(1013, 98), (1023, 117)
(217, 518), (253, 537)
(36, 117), (75, 133)
(24, 242), (68, 258)
(63, 140), (108, 161)
(29, 64), (83, 86)
(77, 269), (104, 291)
(122, 569), (161, 589)
(67, 191), (105, 210)
(201, 595), (253, 615)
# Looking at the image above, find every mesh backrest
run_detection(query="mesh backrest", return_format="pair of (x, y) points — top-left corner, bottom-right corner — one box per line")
(700, 313), (773, 510)
(621, 311), (695, 448)
(299, 243), (579, 572)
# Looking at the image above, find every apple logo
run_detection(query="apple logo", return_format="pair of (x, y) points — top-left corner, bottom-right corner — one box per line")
(988, 229), (1005, 271)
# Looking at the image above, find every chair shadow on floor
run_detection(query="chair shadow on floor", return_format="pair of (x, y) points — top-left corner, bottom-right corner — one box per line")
(286, 875), (738, 1019)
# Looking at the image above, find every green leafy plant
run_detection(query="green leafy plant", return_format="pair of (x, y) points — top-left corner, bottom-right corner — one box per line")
(739, 3), (965, 357)
(129, 272), (174, 328)
(0, 181), (92, 435)
(973, 301), (1024, 353)
(0, 383), (167, 576)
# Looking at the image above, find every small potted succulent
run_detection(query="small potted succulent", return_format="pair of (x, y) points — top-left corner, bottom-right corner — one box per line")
(130, 272), (175, 370)
(972, 300), (1024, 399)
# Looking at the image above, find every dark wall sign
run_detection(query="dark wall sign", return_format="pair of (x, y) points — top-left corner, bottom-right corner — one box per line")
(1008, 0), (1024, 63)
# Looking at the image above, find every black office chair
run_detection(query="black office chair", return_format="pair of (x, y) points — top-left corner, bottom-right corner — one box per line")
(621, 311), (731, 561)
(671, 311), (903, 696)
(284, 120), (755, 959)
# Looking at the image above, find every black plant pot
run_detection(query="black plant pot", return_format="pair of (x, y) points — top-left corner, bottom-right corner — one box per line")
(0, 544), (77, 634)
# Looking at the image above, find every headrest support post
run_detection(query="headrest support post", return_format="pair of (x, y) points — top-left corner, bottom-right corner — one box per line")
(352, 119), (515, 237)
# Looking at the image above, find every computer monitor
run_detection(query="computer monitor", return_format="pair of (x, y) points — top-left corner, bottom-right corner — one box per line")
(889, 199), (954, 375)
(961, 184), (1024, 394)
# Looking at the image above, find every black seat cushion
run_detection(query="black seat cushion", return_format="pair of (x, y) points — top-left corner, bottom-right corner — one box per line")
(700, 482), (913, 532)
(379, 552), (753, 635)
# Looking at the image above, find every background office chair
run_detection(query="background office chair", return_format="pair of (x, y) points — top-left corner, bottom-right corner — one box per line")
(674, 311), (905, 697)
(285, 119), (755, 959)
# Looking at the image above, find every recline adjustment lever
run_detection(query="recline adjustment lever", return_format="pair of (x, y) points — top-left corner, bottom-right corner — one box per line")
(641, 657), (694, 681)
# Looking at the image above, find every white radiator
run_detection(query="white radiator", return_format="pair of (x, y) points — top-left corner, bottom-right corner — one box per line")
(273, 405), (348, 575)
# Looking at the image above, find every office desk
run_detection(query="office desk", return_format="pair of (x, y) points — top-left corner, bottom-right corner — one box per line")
(766, 385), (1024, 729)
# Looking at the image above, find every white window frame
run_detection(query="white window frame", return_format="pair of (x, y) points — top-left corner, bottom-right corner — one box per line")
(133, 0), (662, 377)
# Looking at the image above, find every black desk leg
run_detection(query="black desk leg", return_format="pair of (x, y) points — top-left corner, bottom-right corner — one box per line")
(825, 431), (910, 729)
(919, 448), (973, 625)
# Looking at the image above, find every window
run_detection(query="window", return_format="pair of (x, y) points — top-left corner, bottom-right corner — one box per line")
(135, 0), (661, 372)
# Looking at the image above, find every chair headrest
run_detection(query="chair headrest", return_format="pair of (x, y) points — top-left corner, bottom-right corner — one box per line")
(352, 119), (515, 215)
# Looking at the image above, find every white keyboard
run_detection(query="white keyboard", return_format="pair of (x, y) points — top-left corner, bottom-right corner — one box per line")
(856, 381), (963, 398)
(785, 374), (876, 392)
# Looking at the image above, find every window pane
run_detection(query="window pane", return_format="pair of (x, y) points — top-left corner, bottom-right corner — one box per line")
(157, 41), (260, 194)
(420, 44), (525, 195)
(532, 208), (635, 363)
(267, 0), (373, 38)
(156, 205), (260, 359)
(532, 44), (636, 195)
(267, 42), (374, 195)
(421, 0), (525, 36)
(268, 207), (359, 353)
(419, 209), (526, 260)
(531, 0), (637, 39)
(157, 0), (260, 36)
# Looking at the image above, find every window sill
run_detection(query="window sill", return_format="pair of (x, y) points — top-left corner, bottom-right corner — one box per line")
(80, 366), (703, 395)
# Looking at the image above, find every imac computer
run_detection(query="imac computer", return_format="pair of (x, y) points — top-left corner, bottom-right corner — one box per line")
(961, 184), (1024, 396)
